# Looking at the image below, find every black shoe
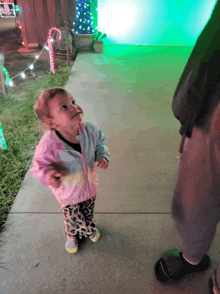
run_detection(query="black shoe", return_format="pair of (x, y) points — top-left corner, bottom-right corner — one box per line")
(154, 249), (211, 283)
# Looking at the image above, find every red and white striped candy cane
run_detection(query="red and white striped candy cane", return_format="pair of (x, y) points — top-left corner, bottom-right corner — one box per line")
(48, 27), (62, 74)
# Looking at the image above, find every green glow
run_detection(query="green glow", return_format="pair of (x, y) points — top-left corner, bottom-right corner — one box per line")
(0, 65), (10, 85)
(165, 249), (179, 257)
(98, 0), (217, 45)
(15, 5), (21, 12)
(0, 122), (7, 150)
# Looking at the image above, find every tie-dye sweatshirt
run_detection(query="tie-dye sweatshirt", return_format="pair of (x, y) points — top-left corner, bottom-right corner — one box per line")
(29, 122), (110, 207)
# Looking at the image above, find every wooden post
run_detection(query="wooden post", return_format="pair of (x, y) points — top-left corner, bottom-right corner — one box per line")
(0, 52), (6, 95)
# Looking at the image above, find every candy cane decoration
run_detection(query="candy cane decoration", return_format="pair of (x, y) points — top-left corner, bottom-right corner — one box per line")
(48, 27), (62, 74)
(0, 65), (10, 85)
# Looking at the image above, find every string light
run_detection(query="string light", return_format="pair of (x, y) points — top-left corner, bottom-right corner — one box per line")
(0, 21), (78, 88)
(0, 34), (51, 87)
(1, 10), (99, 88)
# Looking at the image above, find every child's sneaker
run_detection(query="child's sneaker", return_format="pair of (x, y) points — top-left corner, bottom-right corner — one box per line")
(89, 228), (100, 242)
(65, 235), (78, 253)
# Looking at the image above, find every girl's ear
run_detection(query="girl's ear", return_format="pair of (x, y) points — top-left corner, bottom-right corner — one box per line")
(44, 117), (56, 129)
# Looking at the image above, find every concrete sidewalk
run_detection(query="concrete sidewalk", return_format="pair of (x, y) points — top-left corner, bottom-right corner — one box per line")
(1, 45), (220, 294)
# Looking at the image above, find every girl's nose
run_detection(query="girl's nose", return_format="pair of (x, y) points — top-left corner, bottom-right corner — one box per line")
(70, 104), (77, 111)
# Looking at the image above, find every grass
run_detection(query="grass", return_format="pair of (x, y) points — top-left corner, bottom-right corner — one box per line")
(0, 61), (73, 232)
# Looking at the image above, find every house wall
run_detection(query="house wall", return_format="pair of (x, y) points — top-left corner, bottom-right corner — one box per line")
(17, 0), (76, 47)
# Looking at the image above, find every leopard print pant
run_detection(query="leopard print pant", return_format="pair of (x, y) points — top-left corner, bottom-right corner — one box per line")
(61, 197), (96, 239)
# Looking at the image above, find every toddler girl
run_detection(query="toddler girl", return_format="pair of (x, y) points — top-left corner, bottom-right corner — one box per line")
(29, 88), (110, 253)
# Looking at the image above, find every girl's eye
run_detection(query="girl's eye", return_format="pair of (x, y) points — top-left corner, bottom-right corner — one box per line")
(71, 101), (75, 105)
(61, 105), (68, 110)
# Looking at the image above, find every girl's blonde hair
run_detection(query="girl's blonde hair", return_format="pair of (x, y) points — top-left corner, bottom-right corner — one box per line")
(34, 88), (68, 133)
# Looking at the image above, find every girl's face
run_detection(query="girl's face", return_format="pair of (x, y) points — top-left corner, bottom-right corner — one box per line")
(48, 93), (84, 130)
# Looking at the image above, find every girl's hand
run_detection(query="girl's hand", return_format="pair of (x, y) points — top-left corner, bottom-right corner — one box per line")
(94, 158), (109, 170)
(47, 170), (65, 188)
(46, 160), (68, 188)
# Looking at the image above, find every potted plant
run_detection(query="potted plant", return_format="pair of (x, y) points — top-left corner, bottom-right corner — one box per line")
(92, 30), (107, 53)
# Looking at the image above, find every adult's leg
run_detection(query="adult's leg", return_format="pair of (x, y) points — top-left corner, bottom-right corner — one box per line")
(172, 193), (218, 263)
(171, 129), (220, 264)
